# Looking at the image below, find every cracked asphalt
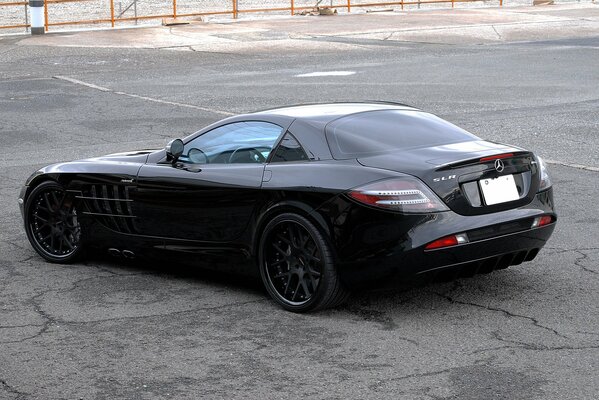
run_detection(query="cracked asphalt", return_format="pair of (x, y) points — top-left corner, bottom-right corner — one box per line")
(1, 11), (599, 399)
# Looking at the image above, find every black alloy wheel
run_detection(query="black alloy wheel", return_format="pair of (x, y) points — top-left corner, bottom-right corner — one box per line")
(259, 213), (349, 312)
(24, 181), (83, 263)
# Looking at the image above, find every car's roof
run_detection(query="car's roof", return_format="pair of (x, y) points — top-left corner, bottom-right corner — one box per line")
(252, 102), (419, 123)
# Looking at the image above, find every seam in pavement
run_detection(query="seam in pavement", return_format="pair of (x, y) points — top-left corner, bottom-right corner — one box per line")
(305, 17), (599, 40)
(53, 75), (234, 116)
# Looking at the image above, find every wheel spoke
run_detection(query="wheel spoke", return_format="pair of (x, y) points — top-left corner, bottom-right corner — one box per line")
(34, 223), (51, 232)
(272, 242), (288, 256)
(300, 279), (311, 298)
(43, 193), (53, 210)
(291, 278), (303, 301)
(291, 277), (308, 301)
(275, 233), (292, 246)
(51, 191), (60, 209)
(63, 236), (74, 250)
(33, 214), (48, 223)
(288, 224), (301, 248)
(283, 274), (294, 297)
(273, 270), (290, 279)
(39, 232), (52, 242)
(307, 267), (321, 278)
(303, 253), (321, 263)
(300, 231), (309, 248)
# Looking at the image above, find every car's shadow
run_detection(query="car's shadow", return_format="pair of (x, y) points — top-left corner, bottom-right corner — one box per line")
(80, 253), (535, 319)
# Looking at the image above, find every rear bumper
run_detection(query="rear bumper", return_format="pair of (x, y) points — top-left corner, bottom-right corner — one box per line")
(338, 222), (554, 287)
(321, 189), (556, 287)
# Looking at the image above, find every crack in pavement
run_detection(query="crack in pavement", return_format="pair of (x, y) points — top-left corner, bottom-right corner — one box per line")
(491, 25), (503, 40)
(544, 246), (599, 275)
(0, 323), (45, 330)
(573, 250), (598, 275)
(0, 291), (268, 345)
(368, 367), (453, 391)
(0, 378), (29, 399)
(52, 298), (269, 326)
(0, 272), (142, 344)
(470, 331), (599, 354)
(434, 289), (569, 340)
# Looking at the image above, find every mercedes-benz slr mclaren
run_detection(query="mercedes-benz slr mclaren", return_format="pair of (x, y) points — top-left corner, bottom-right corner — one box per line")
(19, 103), (556, 312)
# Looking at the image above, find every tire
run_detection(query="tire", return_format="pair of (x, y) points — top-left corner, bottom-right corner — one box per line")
(24, 180), (84, 263)
(258, 212), (349, 312)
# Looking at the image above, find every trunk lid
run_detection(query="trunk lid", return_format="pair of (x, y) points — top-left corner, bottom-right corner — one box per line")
(357, 140), (540, 215)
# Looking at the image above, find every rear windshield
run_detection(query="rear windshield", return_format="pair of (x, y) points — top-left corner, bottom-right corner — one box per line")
(325, 110), (478, 159)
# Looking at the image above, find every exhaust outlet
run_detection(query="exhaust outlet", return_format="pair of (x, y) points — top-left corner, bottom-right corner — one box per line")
(107, 248), (121, 257)
(122, 250), (136, 259)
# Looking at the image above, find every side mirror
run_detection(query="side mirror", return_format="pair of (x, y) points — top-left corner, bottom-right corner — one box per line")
(165, 139), (184, 164)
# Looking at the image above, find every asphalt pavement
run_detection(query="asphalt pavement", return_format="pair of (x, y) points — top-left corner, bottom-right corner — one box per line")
(1, 4), (598, 399)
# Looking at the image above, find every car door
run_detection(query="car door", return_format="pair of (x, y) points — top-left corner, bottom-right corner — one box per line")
(134, 121), (285, 242)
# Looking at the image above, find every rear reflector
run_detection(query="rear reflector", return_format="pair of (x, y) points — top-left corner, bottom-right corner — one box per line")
(480, 153), (514, 163)
(425, 233), (469, 250)
(531, 215), (553, 228)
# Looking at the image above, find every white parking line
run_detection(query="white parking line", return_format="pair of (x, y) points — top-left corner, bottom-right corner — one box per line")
(54, 75), (111, 92)
(53, 75), (234, 116)
(295, 71), (357, 77)
(546, 159), (599, 172)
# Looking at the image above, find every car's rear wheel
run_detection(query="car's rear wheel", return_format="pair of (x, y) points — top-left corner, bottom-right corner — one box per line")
(24, 181), (83, 263)
(259, 213), (349, 312)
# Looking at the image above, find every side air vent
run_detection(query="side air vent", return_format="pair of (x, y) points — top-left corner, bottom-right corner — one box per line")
(77, 184), (137, 233)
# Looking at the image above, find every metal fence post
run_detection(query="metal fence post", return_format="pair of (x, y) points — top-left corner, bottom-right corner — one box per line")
(173, 0), (177, 18)
(347, 0), (351, 12)
(43, 0), (48, 31)
(29, 0), (44, 34)
(24, 3), (29, 32)
(290, 0), (294, 15)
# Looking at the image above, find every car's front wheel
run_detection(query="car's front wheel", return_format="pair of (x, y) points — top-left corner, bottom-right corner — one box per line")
(259, 213), (349, 312)
(24, 181), (83, 263)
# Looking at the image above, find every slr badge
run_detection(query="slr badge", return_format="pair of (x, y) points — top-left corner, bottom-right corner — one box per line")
(433, 174), (456, 182)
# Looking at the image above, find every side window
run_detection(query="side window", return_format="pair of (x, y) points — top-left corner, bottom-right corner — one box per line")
(270, 132), (309, 163)
(181, 121), (283, 164)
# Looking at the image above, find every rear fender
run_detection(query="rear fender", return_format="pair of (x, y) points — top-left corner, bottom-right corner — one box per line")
(251, 198), (334, 259)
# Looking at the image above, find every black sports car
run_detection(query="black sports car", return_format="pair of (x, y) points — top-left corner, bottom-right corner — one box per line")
(19, 102), (556, 312)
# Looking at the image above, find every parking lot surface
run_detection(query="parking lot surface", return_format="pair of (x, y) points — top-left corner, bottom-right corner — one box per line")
(1, 6), (599, 399)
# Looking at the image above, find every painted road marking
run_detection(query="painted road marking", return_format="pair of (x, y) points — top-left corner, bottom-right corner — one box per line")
(295, 71), (356, 77)
(53, 75), (234, 116)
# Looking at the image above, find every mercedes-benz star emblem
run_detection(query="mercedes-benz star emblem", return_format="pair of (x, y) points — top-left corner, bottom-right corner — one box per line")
(494, 159), (505, 173)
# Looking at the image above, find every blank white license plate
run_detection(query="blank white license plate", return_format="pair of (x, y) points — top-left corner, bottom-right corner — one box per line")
(479, 174), (519, 205)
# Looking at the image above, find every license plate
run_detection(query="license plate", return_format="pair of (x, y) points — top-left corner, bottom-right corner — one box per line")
(479, 174), (519, 205)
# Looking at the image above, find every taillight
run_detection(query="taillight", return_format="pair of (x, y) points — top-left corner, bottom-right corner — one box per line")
(537, 156), (552, 191)
(348, 177), (449, 213)
(425, 233), (469, 250)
